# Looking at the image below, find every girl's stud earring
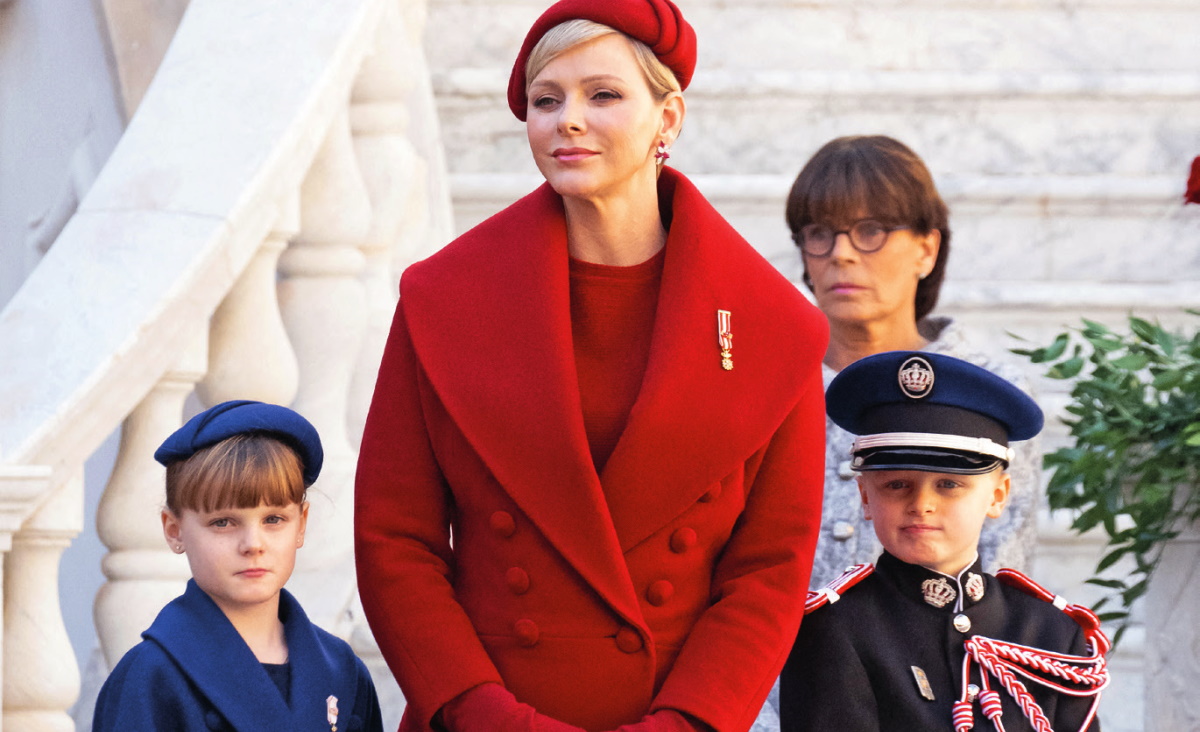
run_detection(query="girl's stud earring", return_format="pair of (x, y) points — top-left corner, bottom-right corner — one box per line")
(655, 141), (671, 162)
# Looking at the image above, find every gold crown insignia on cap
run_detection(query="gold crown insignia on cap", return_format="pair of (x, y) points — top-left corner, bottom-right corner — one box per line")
(922, 577), (957, 608)
(898, 356), (935, 399)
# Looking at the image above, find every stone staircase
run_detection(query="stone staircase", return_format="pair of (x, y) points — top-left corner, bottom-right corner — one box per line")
(423, 1), (1200, 729)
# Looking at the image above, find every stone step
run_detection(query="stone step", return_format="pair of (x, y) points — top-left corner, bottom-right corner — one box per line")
(449, 171), (1198, 284)
(426, 0), (1200, 177)
(434, 69), (1200, 177)
(426, 0), (1200, 75)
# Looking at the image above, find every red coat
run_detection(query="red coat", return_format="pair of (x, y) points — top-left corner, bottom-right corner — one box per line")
(355, 168), (828, 732)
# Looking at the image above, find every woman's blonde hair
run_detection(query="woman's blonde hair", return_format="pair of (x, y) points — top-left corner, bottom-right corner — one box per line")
(525, 19), (682, 101)
(165, 434), (306, 514)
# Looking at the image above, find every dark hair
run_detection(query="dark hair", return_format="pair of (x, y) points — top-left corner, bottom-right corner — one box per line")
(785, 135), (951, 322)
(165, 434), (305, 514)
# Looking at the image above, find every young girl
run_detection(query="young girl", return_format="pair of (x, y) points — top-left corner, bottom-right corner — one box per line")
(93, 400), (383, 732)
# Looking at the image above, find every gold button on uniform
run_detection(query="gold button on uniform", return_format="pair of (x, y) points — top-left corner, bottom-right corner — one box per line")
(615, 626), (643, 653)
(514, 619), (540, 647)
(506, 567), (531, 595)
(490, 511), (516, 538)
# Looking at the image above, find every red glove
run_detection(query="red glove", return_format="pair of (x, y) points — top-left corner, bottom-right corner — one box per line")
(440, 683), (587, 732)
(608, 710), (708, 732)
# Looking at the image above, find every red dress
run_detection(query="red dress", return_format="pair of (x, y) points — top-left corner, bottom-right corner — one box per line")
(355, 168), (828, 732)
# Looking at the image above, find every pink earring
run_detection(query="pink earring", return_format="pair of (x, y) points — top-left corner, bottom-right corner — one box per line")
(655, 141), (671, 162)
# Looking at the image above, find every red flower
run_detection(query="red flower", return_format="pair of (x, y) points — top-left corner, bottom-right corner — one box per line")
(1187, 156), (1200, 205)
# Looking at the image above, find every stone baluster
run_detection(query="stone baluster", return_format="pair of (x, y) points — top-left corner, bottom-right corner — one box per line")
(0, 466), (52, 729)
(94, 339), (205, 670)
(279, 105), (371, 633)
(2, 471), (83, 731)
(346, 5), (437, 723)
(348, 0), (426, 447)
(197, 197), (302, 408)
(400, 0), (455, 256)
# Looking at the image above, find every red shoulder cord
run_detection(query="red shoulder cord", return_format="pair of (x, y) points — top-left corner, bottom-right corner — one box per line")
(951, 569), (1111, 732)
(803, 563), (874, 615)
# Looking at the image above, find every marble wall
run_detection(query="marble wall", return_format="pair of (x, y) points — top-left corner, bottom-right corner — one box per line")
(0, 0), (125, 309)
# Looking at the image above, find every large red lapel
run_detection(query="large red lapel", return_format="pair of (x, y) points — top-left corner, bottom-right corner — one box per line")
(599, 170), (827, 551)
(399, 170), (827, 622)
(400, 186), (643, 628)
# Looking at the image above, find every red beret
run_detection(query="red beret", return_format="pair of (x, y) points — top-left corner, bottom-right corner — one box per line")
(507, 0), (697, 121)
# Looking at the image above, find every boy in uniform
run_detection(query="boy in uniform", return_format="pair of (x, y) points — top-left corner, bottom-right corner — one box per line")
(781, 352), (1109, 732)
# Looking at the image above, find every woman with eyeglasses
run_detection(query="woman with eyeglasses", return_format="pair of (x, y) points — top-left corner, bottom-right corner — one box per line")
(785, 135), (1040, 591)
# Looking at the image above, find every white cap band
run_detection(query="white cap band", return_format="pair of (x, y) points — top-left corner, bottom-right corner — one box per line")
(851, 432), (1015, 463)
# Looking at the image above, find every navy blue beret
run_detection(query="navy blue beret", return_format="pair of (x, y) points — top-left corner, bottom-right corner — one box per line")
(826, 351), (1043, 474)
(154, 400), (324, 485)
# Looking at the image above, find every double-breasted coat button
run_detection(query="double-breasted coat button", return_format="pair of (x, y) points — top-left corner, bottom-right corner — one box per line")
(837, 460), (855, 480)
(615, 626), (643, 653)
(647, 580), (675, 606)
(699, 484), (722, 503)
(954, 614), (972, 633)
(506, 567), (531, 595)
(490, 511), (516, 538)
(669, 528), (697, 553)
(514, 618), (540, 647)
(832, 520), (855, 541)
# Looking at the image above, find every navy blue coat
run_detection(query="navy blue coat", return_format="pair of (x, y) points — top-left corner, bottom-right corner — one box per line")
(781, 552), (1101, 732)
(94, 580), (382, 732)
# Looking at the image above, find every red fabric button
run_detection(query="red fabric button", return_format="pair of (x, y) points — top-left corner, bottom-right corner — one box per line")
(699, 484), (721, 503)
(647, 580), (675, 606)
(490, 511), (516, 538)
(615, 626), (643, 653)
(670, 528), (697, 553)
(506, 567), (531, 595)
(514, 619), (540, 647)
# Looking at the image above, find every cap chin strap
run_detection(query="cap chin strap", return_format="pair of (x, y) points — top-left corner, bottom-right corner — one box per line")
(852, 432), (1015, 464)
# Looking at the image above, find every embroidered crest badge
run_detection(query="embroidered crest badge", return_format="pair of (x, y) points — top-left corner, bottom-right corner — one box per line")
(898, 356), (935, 399)
(922, 577), (956, 608)
(965, 572), (985, 602)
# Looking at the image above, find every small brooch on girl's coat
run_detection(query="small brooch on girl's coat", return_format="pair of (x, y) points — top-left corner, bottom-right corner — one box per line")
(717, 309), (733, 370)
(326, 695), (338, 731)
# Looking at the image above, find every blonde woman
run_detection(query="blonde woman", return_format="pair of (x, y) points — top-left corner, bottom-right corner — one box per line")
(355, 2), (828, 731)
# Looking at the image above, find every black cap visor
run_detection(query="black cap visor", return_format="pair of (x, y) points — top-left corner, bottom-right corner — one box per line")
(852, 447), (1005, 476)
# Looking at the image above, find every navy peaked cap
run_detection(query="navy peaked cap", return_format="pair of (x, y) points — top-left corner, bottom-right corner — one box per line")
(154, 400), (323, 485)
(826, 351), (1043, 474)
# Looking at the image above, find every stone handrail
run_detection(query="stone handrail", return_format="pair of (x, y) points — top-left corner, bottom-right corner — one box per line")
(0, 0), (445, 728)
(0, 0), (384, 472)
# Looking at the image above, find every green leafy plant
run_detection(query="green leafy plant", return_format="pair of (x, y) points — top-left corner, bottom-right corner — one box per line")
(1013, 313), (1200, 642)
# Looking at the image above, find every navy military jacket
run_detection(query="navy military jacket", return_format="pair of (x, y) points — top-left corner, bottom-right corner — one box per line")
(781, 552), (1100, 732)
(94, 580), (382, 732)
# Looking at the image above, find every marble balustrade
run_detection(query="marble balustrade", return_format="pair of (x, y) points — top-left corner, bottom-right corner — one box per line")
(0, 1), (449, 729)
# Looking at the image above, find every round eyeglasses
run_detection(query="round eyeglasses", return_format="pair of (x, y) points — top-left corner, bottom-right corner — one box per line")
(793, 219), (911, 257)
